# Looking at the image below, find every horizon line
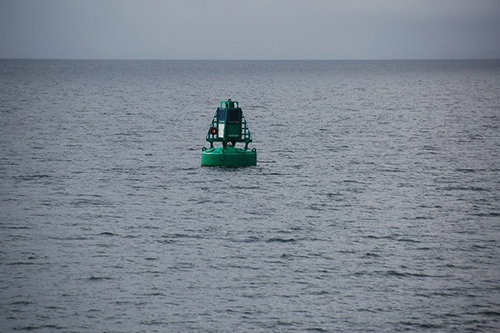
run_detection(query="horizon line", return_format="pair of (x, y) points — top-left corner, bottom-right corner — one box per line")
(1, 57), (500, 62)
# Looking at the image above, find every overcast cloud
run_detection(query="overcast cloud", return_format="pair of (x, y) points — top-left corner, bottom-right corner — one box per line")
(1, 0), (499, 60)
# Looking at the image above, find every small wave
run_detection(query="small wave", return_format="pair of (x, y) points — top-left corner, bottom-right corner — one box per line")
(413, 216), (432, 220)
(478, 310), (500, 316)
(166, 233), (203, 239)
(231, 236), (262, 243)
(6, 262), (35, 266)
(471, 244), (489, 250)
(307, 204), (324, 211)
(156, 238), (176, 244)
(472, 212), (500, 217)
(141, 225), (160, 230)
(14, 174), (51, 181)
(49, 235), (89, 241)
(0, 225), (31, 230)
(305, 327), (328, 332)
(399, 321), (444, 329)
(176, 167), (198, 171)
(88, 276), (114, 281)
(141, 319), (169, 326)
(275, 319), (297, 326)
(280, 253), (294, 259)
(70, 198), (109, 207)
(16, 324), (66, 331)
(10, 300), (34, 305)
(98, 232), (116, 236)
(396, 237), (421, 243)
(363, 235), (395, 240)
(168, 262), (195, 270)
(231, 185), (260, 190)
(439, 186), (490, 192)
(384, 270), (431, 278)
(379, 168), (404, 173)
(454, 168), (482, 173)
(266, 237), (296, 243)
(342, 179), (367, 184)
(142, 292), (166, 296)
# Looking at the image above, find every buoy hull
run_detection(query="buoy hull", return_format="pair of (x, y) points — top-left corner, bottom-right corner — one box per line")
(201, 146), (257, 167)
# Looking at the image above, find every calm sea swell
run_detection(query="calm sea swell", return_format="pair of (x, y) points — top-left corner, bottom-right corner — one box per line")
(1, 60), (499, 332)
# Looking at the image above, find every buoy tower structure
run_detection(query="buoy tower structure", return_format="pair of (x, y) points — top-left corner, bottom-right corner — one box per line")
(201, 99), (257, 166)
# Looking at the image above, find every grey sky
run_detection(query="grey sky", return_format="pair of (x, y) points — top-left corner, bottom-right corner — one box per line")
(1, 0), (499, 60)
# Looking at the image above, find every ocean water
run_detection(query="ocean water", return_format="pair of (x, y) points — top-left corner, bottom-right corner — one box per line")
(1, 59), (499, 332)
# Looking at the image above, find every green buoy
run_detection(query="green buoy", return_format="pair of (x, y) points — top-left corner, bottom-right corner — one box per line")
(201, 99), (257, 167)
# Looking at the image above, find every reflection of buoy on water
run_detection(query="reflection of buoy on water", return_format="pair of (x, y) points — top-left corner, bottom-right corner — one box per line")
(201, 99), (257, 167)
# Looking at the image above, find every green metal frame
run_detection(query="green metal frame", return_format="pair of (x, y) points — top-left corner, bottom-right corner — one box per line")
(206, 100), (252, 149)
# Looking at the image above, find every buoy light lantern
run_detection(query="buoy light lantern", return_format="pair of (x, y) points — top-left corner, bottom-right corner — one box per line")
(201, 99), (257, 167)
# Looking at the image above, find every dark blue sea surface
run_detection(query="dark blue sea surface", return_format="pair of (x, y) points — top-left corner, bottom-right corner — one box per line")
(1, 60), (499, 332)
